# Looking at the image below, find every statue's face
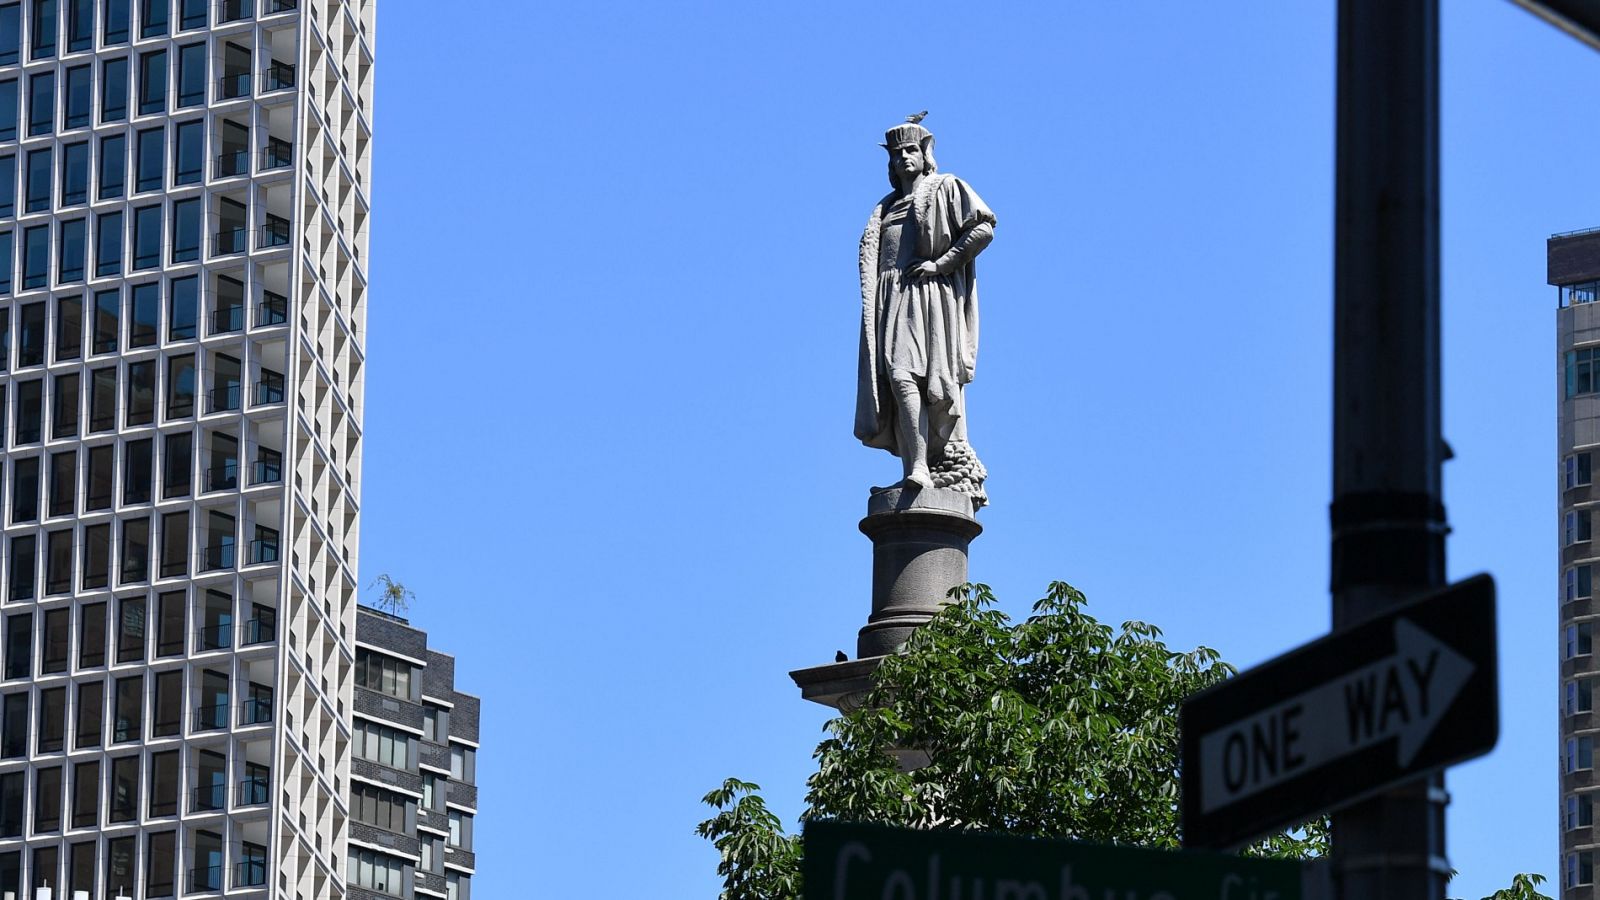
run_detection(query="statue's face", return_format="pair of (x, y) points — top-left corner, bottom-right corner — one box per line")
(889, 142), (925, 180)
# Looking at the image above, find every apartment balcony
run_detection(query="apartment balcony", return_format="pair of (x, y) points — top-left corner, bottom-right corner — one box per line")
(234, 859), (267, 888)
(249, 538), (280, 565)
(206, 462), (239, 492)
(239, 698), (272, 726)
(201, 542), (236, 571)
(213, 227), (247, 256)
(257, 291), (288, 326)
(190, 783), (226, 813)
(193, 702), (230, 732)
(218, 0), (253, 23)
(216, 149), (249, 178)
(242, 616), (276, 645)
(218, 72), (251, 101)
(197, 623), (233, 652)
(251, 457), (282, 485)
(262, 137), (293, 171)
(260, 215), (292, 248)
(212, 305), (245, 335)
(190, 864), (223, 893)
(209, 384), (242, 414)
(254, 381), (285, 406)
(237, 775), (269, 806)
(263, 62), (296, 92)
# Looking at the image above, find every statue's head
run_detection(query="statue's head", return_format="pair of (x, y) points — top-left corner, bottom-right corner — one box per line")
(882, 121), (936, 190)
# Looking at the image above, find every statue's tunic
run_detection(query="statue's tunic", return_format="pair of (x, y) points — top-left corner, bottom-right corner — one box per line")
(855, 172), (995, 455)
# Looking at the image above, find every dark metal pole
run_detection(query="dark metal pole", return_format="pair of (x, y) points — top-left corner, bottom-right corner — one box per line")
(1330, 1), (1449, 898)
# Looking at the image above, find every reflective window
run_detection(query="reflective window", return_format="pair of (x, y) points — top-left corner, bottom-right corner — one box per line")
(101, 0), (125, 43)
(62, 64), (88, 129)
(129, 280), (155, 345)
(168, 273), (194, 338)
(94, 210), (120, 277)
(60, 141), (87, 206)
(131, 204), (158, 269)
(54, 295), (79, 361)
(24, 147), (49, 212)
(0, 81), (16, 142)
(173, 119), (201, 184)
(29, 0), (53, 60)
(15, 300), (37, 363)
(134, 125), (161, 191)
(170, 197), (197, 262)
(98, 132), (124, 199)
(0, 5), (17, 66)
(100, 56), (126, 122)
(64, 0), (87, 51)
(90, 287), (116, 353)
(56, 218), (83, 283)
(0, 156), (14, 217)
(176, 42), (203, 106)
(137, 48), (164, 115)
(19, 224), (45, 289)
(137, 0), (161, 37)
(26, 70), (50, 135)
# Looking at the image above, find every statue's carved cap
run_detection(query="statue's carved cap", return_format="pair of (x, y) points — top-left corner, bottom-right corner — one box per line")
(881, 121), (933, 149)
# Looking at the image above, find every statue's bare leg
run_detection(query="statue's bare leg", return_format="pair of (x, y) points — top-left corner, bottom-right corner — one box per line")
(891, 373), (934, 490)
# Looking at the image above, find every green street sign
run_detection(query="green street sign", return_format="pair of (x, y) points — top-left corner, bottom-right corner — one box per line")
(803, 821), (1305, 900)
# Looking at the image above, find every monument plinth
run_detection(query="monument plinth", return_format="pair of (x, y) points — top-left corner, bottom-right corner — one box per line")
(856, 486), (982, 658)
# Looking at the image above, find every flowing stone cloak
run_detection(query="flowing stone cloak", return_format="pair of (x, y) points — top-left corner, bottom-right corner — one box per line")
(855, 172), (994, 455)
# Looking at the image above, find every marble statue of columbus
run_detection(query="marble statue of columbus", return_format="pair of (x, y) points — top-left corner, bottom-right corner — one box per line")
(855, 114), (995, 506)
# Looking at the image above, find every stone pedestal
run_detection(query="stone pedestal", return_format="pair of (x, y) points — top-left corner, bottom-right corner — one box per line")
(790, 485), (981, 710)
(856, 486), (982, 657)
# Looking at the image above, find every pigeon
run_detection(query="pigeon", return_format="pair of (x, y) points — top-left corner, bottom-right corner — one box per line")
(835, 650), (848, 662)
(906, 110), (928, 124)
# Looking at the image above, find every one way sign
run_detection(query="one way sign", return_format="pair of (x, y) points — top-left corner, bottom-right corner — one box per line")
(1181, 575), (1498, 850)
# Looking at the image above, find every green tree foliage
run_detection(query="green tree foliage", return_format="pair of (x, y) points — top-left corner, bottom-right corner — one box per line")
(699, 582), (1319, 900)
(1455, 873), (1553, 900)
(367, 573), (414, 616)
(699, 581), (1544, 900)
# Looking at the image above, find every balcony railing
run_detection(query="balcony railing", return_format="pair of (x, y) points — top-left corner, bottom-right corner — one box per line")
(189, 864), (223, 893)
(258, 291), (287, 326)
(254, 381), (285, 405)
(237, 775), (269, 805)
(263, 137), (292, 170)
(197, 623), (232, 651)
(193, 702), (229, 731)
(265, 0), (296, 12)
(205, 462), (238, 492)
(252, 458), (282, 485)
(248, 539), (279, 565)
(212, 226), (247, 255)
(234, 859), (267, 888)
(208, 384), (241, 413)
(239, 697), (272, 726)
(211, 305), (244, 334)
(217, 0), (253, 23)
(215, 148), (249, 178)
(260, 215), (291, 248)
(264, 61), (295, 91)
(217, 72), (251, 100)
(201, 542), (235, 571)
(241, 617), (275, 645)
(190, 783), (225, 812)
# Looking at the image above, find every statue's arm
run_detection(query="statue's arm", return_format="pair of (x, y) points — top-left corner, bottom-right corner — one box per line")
(933, 220), (993, 275)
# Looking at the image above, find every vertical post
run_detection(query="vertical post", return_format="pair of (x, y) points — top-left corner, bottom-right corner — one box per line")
(1330, 1), (1448, 899)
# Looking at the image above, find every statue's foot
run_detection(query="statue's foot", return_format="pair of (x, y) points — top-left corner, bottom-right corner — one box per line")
(906, 469), (934, 491)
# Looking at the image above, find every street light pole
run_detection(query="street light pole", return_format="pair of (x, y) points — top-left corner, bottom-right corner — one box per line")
(1330, 1), (1449, 898)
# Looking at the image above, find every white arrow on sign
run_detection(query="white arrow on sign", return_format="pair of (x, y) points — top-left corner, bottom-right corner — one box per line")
(1197, 618), (1474, 814)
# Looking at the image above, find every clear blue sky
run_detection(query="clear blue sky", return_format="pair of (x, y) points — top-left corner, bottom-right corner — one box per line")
(360, 2), (1590, 895)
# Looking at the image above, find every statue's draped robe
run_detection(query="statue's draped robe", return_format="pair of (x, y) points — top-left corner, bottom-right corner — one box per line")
(855, 172), (994, 455)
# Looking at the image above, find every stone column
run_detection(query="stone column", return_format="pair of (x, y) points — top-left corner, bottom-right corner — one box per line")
(855, 486), (982, 658)
(791, 486), (980, 710)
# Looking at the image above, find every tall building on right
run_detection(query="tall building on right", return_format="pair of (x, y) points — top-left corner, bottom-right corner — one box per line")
(1550, 227), (1600, 897)
(350, 605), (478, 900)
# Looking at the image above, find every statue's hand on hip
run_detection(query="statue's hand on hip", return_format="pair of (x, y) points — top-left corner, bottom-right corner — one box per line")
(906, 260), (939, 281)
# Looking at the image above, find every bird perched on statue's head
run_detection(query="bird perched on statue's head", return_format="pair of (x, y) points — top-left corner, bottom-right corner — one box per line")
(906, 110), (928, 124)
